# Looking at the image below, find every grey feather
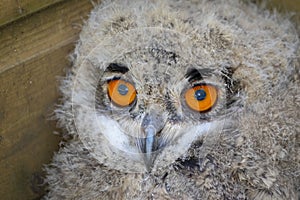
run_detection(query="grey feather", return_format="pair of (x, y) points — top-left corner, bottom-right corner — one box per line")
(44, 0), (300, 199)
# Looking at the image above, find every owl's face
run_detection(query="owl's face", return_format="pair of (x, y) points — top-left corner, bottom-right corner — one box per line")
(71, 29), (232, 172)
(67, 0), (297, 173)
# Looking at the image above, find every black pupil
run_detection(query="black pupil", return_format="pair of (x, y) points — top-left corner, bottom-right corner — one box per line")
(194, 89), (206, 101)
(118, 84), (129, 95)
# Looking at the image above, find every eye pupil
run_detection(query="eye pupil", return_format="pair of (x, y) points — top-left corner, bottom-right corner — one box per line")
(194, 89), (206, 101)
(185, 84), (217, 112)
(107, 79), (136, 107)
(117, 84), (129, 95)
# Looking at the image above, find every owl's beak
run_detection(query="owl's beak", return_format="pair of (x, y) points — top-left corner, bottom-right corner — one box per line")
(141, 110), (165, 172)
(144, 125), (157, 171)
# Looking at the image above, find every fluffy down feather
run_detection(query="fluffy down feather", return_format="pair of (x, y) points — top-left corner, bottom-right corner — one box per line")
(44, 0), (299, 199)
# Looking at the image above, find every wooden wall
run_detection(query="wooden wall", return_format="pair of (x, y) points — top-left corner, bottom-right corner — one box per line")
(0, 0), (93, 199)
(0, 0), (298, 199)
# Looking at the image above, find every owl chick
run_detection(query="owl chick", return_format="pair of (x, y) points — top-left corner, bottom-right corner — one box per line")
(44, 0), (300, 199)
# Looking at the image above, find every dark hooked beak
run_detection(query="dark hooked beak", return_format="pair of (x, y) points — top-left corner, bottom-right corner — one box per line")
(141, 110), (165, 172)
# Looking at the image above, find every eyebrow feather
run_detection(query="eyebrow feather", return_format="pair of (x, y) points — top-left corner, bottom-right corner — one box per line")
(185, 68), (203, 82)
(106, 63), (129, 74)
(185, 67), (215, 83)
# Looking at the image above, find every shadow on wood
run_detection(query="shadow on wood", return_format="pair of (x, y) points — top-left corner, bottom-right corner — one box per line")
(0, 0), (93, 199)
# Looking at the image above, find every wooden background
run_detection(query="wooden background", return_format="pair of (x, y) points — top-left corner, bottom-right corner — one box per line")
(0, 0), (299, 199)
(0, 0), (94, 199)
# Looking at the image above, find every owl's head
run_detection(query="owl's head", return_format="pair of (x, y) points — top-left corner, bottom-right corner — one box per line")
(58, 0), (298, 173)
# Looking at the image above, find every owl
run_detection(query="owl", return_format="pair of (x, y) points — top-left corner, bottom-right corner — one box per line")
(44, 0), (300, 199)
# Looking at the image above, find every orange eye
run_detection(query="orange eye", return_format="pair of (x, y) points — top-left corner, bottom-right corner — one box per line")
(184, 84), (218, 112)
(107, 79), (137, 107)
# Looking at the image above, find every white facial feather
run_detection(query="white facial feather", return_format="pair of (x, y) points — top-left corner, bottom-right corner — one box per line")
(96, 115), (138, 154)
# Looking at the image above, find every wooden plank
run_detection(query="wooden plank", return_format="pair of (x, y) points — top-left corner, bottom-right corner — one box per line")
(0, 45), (72, 199)
(0, 0), (94, 74)
(268, 0), (300, 12)
(0, 0), (65, 27)
(0, 0), (93, 199)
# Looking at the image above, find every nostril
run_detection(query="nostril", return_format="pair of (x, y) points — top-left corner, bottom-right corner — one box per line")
(141, 110), (166, 134)
(156, 128), (163, 137)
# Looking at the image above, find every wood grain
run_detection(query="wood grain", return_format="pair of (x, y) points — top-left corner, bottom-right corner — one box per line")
(0, 0), (93, 199)
(0, 0), (64, 27)
(269, 0), (300, 12)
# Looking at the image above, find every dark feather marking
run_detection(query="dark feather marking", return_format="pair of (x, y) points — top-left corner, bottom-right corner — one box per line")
(185, 67), (215, 83)
(185, 68), (203, 82)
(106, 63), (129, 74)
(221, 66), (241, 108)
